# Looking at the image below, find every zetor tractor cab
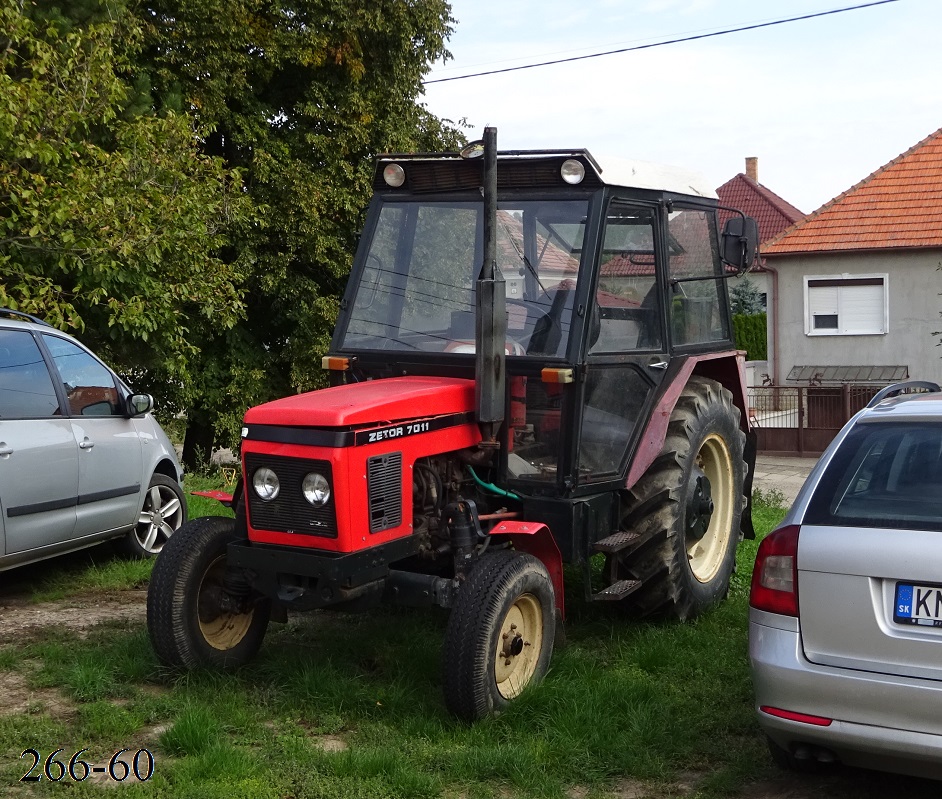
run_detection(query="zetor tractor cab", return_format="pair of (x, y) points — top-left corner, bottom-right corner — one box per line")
(147, 129), (759, 721)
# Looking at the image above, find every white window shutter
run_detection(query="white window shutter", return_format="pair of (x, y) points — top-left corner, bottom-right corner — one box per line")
(841, 284), (885, 334)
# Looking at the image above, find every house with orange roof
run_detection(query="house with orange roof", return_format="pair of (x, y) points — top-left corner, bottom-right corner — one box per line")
(761, 126), (942, 389)
(717, 157), (805, 313)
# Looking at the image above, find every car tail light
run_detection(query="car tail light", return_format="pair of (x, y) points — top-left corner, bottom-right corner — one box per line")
(750, 524), (800, 617)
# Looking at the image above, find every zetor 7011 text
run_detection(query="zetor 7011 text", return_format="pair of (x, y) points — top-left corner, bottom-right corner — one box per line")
(147, 130), (759, 721)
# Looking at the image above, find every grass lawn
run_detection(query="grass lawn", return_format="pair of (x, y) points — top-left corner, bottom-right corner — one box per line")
(0, 483), (900, 798)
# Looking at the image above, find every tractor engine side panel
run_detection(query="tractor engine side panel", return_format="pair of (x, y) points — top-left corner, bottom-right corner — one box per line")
(242, 420), (481, 554)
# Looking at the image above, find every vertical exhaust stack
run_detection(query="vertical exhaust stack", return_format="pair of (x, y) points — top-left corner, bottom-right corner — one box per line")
(475, 127), (506, 447)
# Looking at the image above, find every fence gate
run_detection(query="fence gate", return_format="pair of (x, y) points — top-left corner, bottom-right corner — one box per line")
(747, 384), (883, 456)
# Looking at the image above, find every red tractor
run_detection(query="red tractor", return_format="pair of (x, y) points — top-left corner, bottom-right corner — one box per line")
(147, 129), (759, 721)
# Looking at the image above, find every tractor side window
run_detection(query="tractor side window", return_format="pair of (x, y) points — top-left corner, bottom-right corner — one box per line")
(509, 377), (566, 482)
(578, 366), (651, 479)
(668, 207), (729, 346)
(591, 203), (661, 353)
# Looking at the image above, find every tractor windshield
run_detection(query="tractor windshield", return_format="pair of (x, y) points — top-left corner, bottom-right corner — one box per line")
(340, 199), (590, 358)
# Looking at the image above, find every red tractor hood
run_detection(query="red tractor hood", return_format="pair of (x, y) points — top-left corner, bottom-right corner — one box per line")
(244, 376), (477, 428)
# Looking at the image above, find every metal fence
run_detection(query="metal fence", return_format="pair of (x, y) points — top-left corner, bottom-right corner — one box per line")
(747, 384), (883, 455)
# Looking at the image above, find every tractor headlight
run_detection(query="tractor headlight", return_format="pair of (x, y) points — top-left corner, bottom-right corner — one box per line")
(302, 472), (331, 506)
(560, 159), (585, 185)
(383, 163), (406, 187)
(253, 467), (280, 501)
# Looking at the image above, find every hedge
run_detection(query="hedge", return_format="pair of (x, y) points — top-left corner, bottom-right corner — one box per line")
(732, 313), (767, 361)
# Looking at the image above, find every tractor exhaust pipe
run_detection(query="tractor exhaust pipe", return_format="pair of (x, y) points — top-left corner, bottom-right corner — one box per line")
(475, 126), (506, 446)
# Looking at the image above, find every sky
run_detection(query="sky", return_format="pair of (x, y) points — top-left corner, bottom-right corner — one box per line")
(420, 0), (940, 214)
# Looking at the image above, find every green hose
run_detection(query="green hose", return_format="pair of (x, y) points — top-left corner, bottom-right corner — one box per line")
(467, 466), (520, 501)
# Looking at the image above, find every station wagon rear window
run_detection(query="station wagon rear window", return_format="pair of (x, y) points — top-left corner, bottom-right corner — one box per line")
(805, 422), (942, 532)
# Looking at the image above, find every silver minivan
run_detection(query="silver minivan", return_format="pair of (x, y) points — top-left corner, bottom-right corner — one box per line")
(0, 309), (186, 568)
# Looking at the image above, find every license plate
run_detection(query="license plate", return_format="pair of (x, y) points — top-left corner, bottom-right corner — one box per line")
(894, 582), (942, 626)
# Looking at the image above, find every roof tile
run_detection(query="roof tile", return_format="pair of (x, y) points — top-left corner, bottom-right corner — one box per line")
(763, 127), (942, 255)
(716, 174), (804, 245)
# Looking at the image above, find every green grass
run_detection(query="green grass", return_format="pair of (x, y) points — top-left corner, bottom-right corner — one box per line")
(183, 472), (237, 521)
(5, 489), (938, 797)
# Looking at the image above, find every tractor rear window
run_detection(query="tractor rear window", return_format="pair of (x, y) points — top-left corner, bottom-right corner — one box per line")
(341, 199), (590, 358)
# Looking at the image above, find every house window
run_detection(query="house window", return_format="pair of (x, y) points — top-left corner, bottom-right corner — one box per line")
(804, 274), (887, 336)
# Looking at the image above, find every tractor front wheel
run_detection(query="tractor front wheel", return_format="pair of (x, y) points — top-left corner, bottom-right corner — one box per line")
(147, 516), (271, 669)
(442, 550), (556, 721)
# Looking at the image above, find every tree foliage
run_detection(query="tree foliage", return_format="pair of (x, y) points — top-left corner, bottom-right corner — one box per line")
(732, 312), (767, 361)
(0, 3), (250, 377)
(133, 0), (465, 463)
(2, 0), (464, 468)
(729, 276), (765, 316)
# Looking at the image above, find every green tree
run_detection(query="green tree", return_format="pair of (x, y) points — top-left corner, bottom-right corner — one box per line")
(0, 3), (249, 383)
(134, 0), (464, 465)
(729, 276), (765, 316)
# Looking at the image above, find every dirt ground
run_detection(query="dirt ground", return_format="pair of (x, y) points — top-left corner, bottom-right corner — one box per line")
(0, 571), (938, 799)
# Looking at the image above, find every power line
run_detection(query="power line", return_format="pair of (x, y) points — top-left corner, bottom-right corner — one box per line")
(423, 0), (900, 85)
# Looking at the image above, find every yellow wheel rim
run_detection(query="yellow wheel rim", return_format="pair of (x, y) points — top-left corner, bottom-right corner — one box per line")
(197, 555), (254, 650)
(687, 433), (735, 583)
(494, 593), (544, 700)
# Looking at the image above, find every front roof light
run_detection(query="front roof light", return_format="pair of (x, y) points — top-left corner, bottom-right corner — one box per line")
(560, 159), (585, 185)
(383, 163), (406, 187)
(459, 140), (485, 159)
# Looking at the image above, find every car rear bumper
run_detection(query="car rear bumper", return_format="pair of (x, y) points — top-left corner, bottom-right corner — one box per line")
(749, 608), (942, 780)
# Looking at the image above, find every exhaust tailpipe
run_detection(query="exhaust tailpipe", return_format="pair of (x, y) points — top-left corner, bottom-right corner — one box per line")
(474, 126), (506, 446)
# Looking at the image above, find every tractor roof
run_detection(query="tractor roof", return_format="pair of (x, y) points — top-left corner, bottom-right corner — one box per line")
(375, 149), (717, 200)
(590, 155), (717, 199)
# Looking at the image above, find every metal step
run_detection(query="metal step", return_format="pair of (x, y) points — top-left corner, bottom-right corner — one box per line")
(592, 579), (641, 602)
(592, 531), (640, 554)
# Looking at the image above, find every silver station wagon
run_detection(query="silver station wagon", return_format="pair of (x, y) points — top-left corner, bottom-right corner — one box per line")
(749, 381), (942, 780)
(0, 309), (186, 568)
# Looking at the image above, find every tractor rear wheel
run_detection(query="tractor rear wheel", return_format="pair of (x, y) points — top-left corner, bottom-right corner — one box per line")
(609, 376), (746, 619)
(442, 550), (556, 721)
(147, 516), (271, 669)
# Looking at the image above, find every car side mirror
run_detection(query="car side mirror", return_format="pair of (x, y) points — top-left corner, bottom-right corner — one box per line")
(721, 216), (759, 273)
(128, 393), (154, 416)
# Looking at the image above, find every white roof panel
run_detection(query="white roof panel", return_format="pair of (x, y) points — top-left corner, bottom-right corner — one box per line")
(589, 155), (718, 198)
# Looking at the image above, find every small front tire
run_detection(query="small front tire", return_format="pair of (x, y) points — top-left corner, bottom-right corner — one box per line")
(147, 516), (270, 669)
(442, 550), (556, 721)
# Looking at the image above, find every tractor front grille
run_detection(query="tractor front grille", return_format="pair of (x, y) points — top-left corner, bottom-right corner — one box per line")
(245, 453), (337, 538)
(368, 452), (402, 533)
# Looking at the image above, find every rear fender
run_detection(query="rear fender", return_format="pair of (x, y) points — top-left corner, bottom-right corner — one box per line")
(626, 352), (750, 488)
(489, 521), (565, 619)
(625, 351), (754, 536)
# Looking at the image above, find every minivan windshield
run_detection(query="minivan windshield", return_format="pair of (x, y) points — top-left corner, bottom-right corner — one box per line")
(805, 422), (942, 532)
(340, 198), (590, 358)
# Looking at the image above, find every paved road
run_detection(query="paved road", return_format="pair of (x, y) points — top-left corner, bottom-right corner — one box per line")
(753, 454), (819, 507)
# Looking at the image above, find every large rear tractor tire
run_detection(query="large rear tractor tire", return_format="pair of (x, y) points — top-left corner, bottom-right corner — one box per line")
(147, 516), (271, 669)
(610, 376), (746, 619)
(442, 550), (556, 721)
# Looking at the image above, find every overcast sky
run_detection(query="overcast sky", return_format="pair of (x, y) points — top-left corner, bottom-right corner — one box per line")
(420, 0), (939, 214)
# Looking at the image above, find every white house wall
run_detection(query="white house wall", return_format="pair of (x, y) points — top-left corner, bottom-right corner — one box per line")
(769, 249), (942, 386)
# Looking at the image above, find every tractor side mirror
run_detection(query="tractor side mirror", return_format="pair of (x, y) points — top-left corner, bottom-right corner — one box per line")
(721, 216), (759, 273)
